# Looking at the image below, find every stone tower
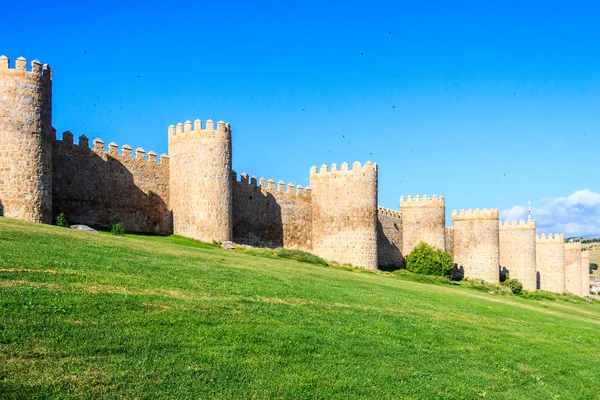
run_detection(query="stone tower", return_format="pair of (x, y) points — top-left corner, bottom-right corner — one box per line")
(310, 161), (378, 269)
(0, 56), (53, 223)
(535, 234), (565, 293)
(400, 195), (446, 256)
(168, 119), (232, 242)
(452, 208), (500, 284)
(581, 250), (590, 297)
(564, 242), (583, 296)
(499, 220), (537, 291)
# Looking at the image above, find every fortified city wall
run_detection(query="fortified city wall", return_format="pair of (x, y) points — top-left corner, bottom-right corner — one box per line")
(452, 208), (500, 284)
(0, 57), (53, 223)
(52, 133), (171, 233)
(499, 220), (537, 291)
(0, 53), (593, 292)
(232, 173), (312, 250)
(310, 162), (378, 269)
(168, 120), (232, 242)
(377, 207), (404, 268)
(400, 195), (445, 255)
(564, 242), (583, 296)
(535, 234), (565, 293)
(582, 251), (590, 297)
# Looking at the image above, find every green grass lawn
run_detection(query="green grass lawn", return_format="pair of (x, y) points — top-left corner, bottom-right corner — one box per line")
(0, 217), (599, 399)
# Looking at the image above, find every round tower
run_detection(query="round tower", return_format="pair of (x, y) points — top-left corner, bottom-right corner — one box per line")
(535, 234), (565, 293)
(564, 242), (583, 296)
(400, 195), (446, 255)
(0, 56), (53, 223)
(499, 220), (537, 291)
(168, 119), (232, 242)
(310, 161), (378, 269)
(452, 208), (500, 284)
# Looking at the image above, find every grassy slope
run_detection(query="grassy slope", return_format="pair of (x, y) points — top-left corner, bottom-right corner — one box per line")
(0, 218), (599, 399)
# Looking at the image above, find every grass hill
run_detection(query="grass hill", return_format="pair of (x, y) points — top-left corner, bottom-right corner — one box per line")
(1, 218), (599, 399)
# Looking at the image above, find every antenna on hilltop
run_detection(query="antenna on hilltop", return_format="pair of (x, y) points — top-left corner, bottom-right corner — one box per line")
(528, 197), (532, 222)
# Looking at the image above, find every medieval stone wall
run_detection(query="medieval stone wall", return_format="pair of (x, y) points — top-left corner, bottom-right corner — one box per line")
(499, 220), (537, 291)
(52, 133), (170, 233)
(452, 208), (500, 284)
(168, 119), (232, 242)
(0, 56), (53, 223)
(377, 207), (404, 268)
(400, 195), (445, 256)
(310, 162), (378, 269)
(564, 242), (583, 296)
(535, 234), (565, 293)
(232, 173), (312, 250)
(445, 227), (454, 256)
(582, 251), (590, 297)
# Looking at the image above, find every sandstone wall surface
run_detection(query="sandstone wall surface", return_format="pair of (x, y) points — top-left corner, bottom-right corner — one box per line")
(445, 227), (454, 256)
(400, 195), (445, 255)
(168, 120), (232, 242)
(232, 174), (312, 250)
(452, 209), (500, 284)
(52, 135), (170, 233)
(310, 162), (378, 269)
(499, 220), (537, 291)
(377, 207), (404, 268)
(0, 56), (53, 223)
(582, 251), (590, 297)
(564, 242), (583, 296)
(535, 234), (565, 293)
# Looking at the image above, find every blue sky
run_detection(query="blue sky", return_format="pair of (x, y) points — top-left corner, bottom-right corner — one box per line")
(2, 1), (599, 234)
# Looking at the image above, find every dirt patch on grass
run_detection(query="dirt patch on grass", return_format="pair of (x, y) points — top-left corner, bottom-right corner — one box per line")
(0, 268), (57, 274)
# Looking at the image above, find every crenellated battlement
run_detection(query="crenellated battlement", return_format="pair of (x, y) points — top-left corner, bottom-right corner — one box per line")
(0, 55), (52, 80)
(499, 219), (536, 230)
(233, 171), (310, 197)
(309, 161), (377, 176)
(377, 206), (401, 219)
(452, 208), (499, 220)
(400, 194), (445, 207)
(54, 131), (168, 165)
(536, 233), (564, 242)
(168, 119), (230, 142)
(564, 242), (582, 250)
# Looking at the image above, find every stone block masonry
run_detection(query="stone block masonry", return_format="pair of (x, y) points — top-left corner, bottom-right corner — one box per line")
(400, 195), (445, 256)
(452, 208), (500, 284)
(310, 162), (378, 269)
(499, 220), (537, 291)
(168, 120), (232, 242)
(564, 242), (583, 296)
(582, 251), (590, 297)
(0, 56), (53, 223)
(52, 134), (170, 233)
(377, 207), (404, 268)
(232, 173), (312, 250)
(445, 227), (454, 257)
(536, 234), (565, 293)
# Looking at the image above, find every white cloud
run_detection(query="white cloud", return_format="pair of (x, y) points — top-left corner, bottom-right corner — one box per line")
(500, 189), (600, 237)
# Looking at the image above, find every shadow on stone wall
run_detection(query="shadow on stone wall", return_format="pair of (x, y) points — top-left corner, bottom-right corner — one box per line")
(232, 190), (284, 248)
(377, 220), (404, 271)
(52, 144), (171, 234)
(0, 200), (3, 216)
(536, 271), (541, 290)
